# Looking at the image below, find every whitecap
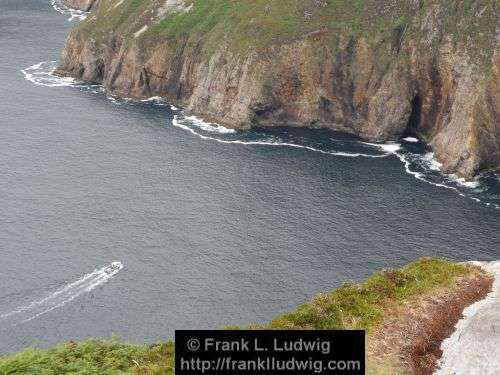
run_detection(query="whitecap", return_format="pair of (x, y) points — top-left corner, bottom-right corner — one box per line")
(452, 176), (481, 189)
(139, 96), (170, 106)
(362, 141), (401, 154)
(171, 118), (498, 209)
(421, 152), (442, 171)
(21, 61), (86, 88)
(403, 137), (419, 143)
(363, 143), (498, 207)
(184, 115), (237, 134)
(50, 0), (89, 21)
(141, 96), (163, 103)
(106, 95), (122, 105)
(394, 151), (469, 195)
(172, 115), (388, 158)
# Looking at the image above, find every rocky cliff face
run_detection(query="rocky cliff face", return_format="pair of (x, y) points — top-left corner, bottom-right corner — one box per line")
(56, 0), (499, 178)
(63, 0), (100, 12)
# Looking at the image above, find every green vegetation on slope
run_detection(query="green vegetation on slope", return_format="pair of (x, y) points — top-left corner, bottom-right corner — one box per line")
(259, 257), (472, 331)
(0, 340), (174, 375)
(0, 258), (481, 374)
(76, 0), (497, 64)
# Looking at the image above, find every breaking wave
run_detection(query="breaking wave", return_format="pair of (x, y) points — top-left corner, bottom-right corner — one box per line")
(50, 0), (88, 21)
(364, 140), (499, 209)
(435, 260), (500, 375)
(172, 115), (390, 158)
(22, 60), (500, 209)
(22, 61), (81, 87)
(0, 262), (123, 324)
(172, 113), (499, 209)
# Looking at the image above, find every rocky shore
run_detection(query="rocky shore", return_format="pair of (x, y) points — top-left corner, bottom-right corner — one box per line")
(57, 0), (499, 179)
(63, 0), (99, 11)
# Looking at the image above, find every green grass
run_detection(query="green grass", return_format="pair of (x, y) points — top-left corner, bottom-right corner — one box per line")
(146, 0), (303, 55)
(74, 0), (417, 56)
(74, 0), (497, 66)
(255, 257), (473, 331)
(0, 258), (479, 374)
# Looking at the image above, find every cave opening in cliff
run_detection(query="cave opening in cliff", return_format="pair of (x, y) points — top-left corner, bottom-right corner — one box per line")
(95, 59), (105, 82)
(404, 94), (422, 138)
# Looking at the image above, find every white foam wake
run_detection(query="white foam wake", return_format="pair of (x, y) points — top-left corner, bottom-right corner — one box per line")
(50, 0), (88, 21)
(0, 262), (123, 324)
(435, 261), (500, 375)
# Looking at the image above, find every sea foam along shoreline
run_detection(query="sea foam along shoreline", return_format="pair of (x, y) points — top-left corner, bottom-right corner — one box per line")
(21, 59), (500, 210)
(171, 114), (391, 158)
(50, 0), (88, 21)
(435, 260), (500, 375)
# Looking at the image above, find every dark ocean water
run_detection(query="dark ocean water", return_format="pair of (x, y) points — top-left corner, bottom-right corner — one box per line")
(0, 0), (498, 354)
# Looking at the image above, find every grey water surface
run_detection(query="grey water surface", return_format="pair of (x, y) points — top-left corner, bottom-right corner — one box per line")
(0, 0), (499, 354)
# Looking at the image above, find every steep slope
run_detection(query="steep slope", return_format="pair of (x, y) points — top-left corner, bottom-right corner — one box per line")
(56, 0), (499, 178)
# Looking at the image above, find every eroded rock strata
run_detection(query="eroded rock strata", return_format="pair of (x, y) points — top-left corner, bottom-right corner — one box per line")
(63, 0), (100, 11)
(56, 0), (499, 178)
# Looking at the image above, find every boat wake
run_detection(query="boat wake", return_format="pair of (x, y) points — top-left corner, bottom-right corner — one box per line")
(50, 0), (88, 21)
(435, 260), (500, 375)
(0, 262), (123, 325)
(21, 60), (500, 209)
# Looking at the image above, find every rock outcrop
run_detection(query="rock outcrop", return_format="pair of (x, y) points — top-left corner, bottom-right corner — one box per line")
(56, 0), (499, 178)
(63, 0), (100, 12)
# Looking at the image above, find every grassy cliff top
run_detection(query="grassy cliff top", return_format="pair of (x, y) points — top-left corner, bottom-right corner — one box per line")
(76, 0), (497, 62)
(255, 257), (476, 331)
(0, 258), (485, 375)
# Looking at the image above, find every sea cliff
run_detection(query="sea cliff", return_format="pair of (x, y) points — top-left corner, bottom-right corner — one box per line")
(57, 0), (499, 178)
(63, 0), (100, 11)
